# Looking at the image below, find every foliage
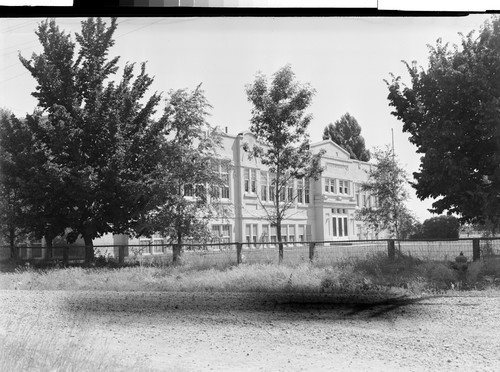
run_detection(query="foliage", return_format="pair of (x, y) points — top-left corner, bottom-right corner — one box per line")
(244, 64), (324, 263)
(15, 18), (168, 262)
(356, 147), (413, 239)
(141, 85), (223, 263)
(385, 16), (500, 230)
(322, 112), (370, 161)
(414, 215), (460, 239)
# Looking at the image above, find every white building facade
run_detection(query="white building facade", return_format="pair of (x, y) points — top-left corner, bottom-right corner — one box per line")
(128, 130), (379, 248)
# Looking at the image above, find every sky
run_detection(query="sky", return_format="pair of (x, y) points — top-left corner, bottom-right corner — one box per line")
(0, 15), (494, 222)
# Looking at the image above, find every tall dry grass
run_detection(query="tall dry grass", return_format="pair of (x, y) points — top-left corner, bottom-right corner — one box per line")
(1, 252), (500, 294)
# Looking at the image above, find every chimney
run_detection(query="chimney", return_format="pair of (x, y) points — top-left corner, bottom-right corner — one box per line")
(225, 126), (228, 134)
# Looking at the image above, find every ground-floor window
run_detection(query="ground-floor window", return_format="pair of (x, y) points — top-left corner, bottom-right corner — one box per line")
(211, 224), (232, 244)
(331, 209), (349, 238)
(245, 224), (258, 246)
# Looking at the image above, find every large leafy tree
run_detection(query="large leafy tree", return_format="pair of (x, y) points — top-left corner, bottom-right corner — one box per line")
(385, 17), (500, 232)
(416, 215), (460, 239)
(142, 85), (223, 263)
(245, 65), (324, 263)
(0, 110), (69, 258)
(356, 147), (412, 239)
(17, 18), (167, 263)
(322, 113), (370, 161)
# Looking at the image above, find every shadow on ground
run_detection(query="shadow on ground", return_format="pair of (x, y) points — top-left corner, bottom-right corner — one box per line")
(60, 291), (438, 321)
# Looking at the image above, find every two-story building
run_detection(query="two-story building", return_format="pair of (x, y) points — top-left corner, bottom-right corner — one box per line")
(119, 129), (379, 249)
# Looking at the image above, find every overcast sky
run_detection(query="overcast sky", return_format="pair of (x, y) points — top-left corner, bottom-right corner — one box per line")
(0, 15), (493, 221)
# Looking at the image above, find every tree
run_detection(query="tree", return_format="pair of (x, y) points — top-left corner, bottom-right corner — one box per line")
(322, 113), (370, 161)
(416, 215), (460, 239)
(0, 109), (69, 258)
(385, 16), (500, 231)
(356, 147), (412, 239)
(245, 65), (324, 263)
(17, 18), (168, 263)
(141, 85), (223, 263)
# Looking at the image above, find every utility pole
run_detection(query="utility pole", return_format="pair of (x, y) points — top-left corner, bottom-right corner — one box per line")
(391, 128), (395, 158)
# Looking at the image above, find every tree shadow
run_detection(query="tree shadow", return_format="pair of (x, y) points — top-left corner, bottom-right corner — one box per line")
(60, 290), (441, 321)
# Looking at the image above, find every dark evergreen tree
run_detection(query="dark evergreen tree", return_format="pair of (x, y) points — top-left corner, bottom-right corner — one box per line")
(322, 113), (370, 161)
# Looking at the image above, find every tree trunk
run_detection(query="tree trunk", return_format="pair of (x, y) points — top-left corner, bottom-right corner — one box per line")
(84, 234), (94, 264)
(9, 227), (17, 260)
(173, 232), (182, 264)
(276, 221), (283, 264)
(44, 234), (53, 261)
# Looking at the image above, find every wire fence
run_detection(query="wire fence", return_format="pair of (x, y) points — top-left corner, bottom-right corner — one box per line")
(2, 238), (499, 266)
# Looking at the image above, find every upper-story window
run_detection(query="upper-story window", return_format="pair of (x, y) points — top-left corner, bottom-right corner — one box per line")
(260, 171), (268, 201)
(338, 180), (350, 194)
(297, 178), (310, 204)
(244, 168), (257, 194)
(325, 178), (336, 193)
(304, 178), (310, 204)
(184, 184), (194, 197)
(211, 160), (230, 200)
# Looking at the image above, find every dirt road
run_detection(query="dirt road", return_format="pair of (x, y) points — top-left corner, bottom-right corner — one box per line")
(1, 290), (500, 371)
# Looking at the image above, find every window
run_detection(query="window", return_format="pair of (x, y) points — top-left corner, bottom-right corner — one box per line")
(306, 225), (312, 241)
(304, 179), (310, 204)
(287, 179), (294, 202)
(245, 224), (258, 246)
(297, 179), (303, 203)
(325, 178), (336, 193)
(212, 224), (231, 243)
(288, 225), (295, 243)
(245, 168), (257, 194)
(279, 183), (286, 202)
(212, 160), (230, 200)
(331, 210), (349, 237)
(298, 225), (305, 242)
(221, 162), (230, 199)
(281, 225), (288, 242)
(260, 171), (268, 201)
(261, 224), (269, 243)
(184, 184), (193, 197)
(355, 183), (360, 206)
(270, 225), (277, 244)
(338, 180), (349, 194)
(195, 184), (205, 197)
(152, 234), (164, 253)
(244, 169), (249, 193)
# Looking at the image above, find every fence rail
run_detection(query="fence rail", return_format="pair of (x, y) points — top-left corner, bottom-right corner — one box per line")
(2, 238), (499, 266)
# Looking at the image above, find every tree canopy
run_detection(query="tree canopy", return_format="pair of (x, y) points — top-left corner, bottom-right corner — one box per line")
(245, 64), (324, 263)
(322, 113), (370, 161)
(13, 18), (168, 262)
(142, 85), (223, 262)
(414, 215), (460, 239)
(385, 16), (500, 231)
(356, 147), (413, 239)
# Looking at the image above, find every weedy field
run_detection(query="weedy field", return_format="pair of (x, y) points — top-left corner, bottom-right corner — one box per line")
(2, 253), (500, 371)
(2, 251), (500, 293)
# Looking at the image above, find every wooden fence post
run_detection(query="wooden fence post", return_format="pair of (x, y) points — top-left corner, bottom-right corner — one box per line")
(63, 246), (69, 266)
(236, 243), (242, 265)
(118, 245), (125, 265)
(309, 242), (316, 262)
(387, 240), (395, 260)
(472, 238), (480, 262)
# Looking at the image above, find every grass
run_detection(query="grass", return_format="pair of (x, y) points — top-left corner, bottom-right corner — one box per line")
(2, 252), (500, 294)
(0, 309), (162, 372)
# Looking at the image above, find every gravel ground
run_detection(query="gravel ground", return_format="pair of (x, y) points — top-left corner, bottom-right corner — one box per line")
(1, 290), (500, 371)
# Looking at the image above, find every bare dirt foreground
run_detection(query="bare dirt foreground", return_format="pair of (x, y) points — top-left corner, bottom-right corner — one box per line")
(1, 290), (500, 371)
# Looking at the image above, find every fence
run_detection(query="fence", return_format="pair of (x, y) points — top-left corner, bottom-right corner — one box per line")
(2, 238), (500, 266)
